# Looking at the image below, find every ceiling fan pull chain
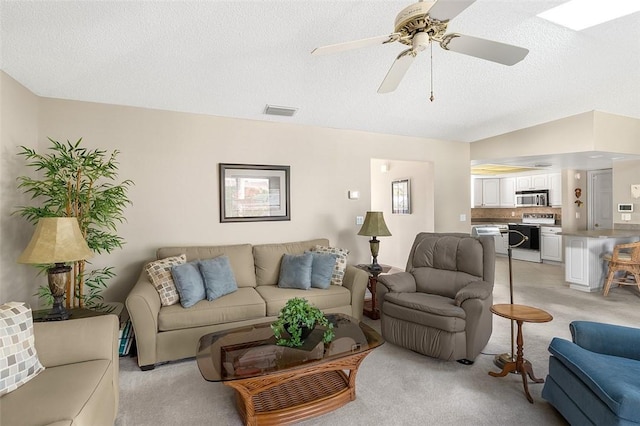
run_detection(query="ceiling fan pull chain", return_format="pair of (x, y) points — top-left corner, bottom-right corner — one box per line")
(429, 42), (435, 102)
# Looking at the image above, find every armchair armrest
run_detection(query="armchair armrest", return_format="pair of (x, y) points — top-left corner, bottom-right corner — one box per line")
(377, 272), (416, 293)
(125, 269), (162, 367)
(454, 280), (493, 307)
(570, 321), (640, 361)
(34, 314), (118, 368)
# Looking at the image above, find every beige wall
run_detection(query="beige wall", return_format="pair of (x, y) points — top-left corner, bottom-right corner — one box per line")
(370, 159), (435, 269)
(1, 72), (471, 306)
(470, 112), (596, 161)
(613, 160), (640, 226)
(594, 112), (640, 154)
(0, 72), (40, 306)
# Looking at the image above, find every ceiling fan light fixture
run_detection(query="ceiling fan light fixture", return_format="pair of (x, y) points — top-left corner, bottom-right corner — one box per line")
(264, 104), (298, 117)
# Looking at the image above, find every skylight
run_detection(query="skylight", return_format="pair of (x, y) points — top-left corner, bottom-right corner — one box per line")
(538, 0), (640, 31)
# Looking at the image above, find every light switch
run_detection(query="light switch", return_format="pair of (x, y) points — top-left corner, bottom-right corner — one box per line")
(348, 190), (360, 200)
(459, 214), (466, 222)
(356, 216), (364, 225)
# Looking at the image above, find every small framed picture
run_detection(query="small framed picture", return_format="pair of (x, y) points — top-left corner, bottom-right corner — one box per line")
(392, 179), (411, 215)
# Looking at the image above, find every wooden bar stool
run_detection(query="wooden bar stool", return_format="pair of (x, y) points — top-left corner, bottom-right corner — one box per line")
(602, 241), (640, 296)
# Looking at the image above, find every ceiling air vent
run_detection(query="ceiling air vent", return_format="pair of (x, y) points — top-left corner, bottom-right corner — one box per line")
(264, 104), (298, 117)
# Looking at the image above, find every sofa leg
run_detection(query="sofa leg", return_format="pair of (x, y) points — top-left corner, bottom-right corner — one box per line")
(140, 364), (155, 371)
(457, 359), (474, 365)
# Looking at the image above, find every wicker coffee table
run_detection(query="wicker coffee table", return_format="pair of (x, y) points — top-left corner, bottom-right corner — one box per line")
(196, 313), (384, 425)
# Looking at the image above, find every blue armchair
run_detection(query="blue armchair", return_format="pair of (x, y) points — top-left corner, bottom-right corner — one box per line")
(542, 321), (640, 425)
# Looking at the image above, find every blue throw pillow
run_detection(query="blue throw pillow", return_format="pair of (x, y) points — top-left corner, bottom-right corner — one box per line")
(171, 261), (206, 308)
(307, 251), (338, 289)
(199, 256), (238, 301)
(278, 252), (313, 290)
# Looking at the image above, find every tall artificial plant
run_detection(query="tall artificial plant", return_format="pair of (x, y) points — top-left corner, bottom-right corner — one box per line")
(16, 138), (133, 310)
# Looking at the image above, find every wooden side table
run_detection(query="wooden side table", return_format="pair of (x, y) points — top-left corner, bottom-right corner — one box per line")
(356, 264), (393, 320)
(489, 304), (553, 403)
(33, 302), (124, 322)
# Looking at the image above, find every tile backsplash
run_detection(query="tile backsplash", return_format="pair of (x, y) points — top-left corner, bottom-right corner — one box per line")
(472, 207), (562, 224)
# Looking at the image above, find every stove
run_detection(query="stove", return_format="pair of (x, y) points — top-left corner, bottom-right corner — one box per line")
(521, 213), (556, 225)
(507, 213), (555, 263)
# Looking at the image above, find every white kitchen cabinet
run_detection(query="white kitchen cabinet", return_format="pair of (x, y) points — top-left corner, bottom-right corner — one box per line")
(548, 172), (562, 206)
(473, 178), (483, 207)
(482, 178), (500, 207)
(499, 177), (516, 207)
(541, 226), (562, 262)
(516, 174), (548, 190)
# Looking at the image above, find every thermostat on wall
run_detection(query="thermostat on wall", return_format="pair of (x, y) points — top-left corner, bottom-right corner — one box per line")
(617, 203), (633, 212)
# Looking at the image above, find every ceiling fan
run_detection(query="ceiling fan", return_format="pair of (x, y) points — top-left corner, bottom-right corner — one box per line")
(311, 0), (529, 97)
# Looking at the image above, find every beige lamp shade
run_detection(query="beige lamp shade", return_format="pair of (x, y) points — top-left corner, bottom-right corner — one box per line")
(357, 211), (392, 237)
(18, 217), (94, 264)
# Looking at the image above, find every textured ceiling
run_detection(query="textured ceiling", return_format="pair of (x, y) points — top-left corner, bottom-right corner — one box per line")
(1, 0), (639, 144)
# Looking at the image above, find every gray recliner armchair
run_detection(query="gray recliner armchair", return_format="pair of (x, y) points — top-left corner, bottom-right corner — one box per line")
(376, 232), (495, 363)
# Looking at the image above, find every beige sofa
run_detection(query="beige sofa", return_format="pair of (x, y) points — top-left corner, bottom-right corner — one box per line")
(126, 238), (369, 370)
(0, 315), (119, 426)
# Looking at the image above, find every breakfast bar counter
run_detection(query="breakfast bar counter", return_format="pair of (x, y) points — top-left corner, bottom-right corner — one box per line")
(560, 229), (640, 292)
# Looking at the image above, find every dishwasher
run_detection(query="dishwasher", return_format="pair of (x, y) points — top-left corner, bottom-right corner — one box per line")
(541, 225), (563, 262)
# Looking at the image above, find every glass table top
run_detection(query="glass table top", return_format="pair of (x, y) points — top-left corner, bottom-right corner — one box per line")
(196, 313), (384, 382)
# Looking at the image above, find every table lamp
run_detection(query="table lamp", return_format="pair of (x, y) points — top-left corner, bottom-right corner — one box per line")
(357, 211), (392, 272)
(18, 217), (94, 320)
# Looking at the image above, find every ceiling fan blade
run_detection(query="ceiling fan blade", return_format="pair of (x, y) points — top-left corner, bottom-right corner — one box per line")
(441, 34), (529, 65)
(428, 0), (476, 21)
(378, 49), (416, 94)
(311, 33), (401, 56)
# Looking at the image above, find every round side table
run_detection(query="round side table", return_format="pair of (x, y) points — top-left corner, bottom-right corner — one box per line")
(488, 303), (553, 403)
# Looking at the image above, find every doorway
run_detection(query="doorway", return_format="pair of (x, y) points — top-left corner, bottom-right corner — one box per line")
(587, 169), (613, 230)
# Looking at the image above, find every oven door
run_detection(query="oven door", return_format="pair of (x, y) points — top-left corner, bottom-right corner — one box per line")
(508, 224), (540, 250)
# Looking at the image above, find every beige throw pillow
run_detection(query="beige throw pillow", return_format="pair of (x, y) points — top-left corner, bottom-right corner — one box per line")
(314, 245), (349, 286)
(0, 302), (45, 397)
(146, 254), (186, 306)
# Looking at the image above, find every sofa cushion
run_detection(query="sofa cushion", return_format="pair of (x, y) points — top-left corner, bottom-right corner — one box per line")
(1, 359), (113, 426)
(171, 261), (206, 308)
(158, 287), (266, 331)
(313, 245), (349, 286)
(308, 251), (338, 289)
(278, 253), (313, 290)
(255, 285), (351, 317)
(146, 254), (186, 306)
(199, 256), (238, 301)
(0, 302), (44, 397)
(253, 239), (329, 286)
(548, 337), (640, 422)
(157, 245), (257, 288)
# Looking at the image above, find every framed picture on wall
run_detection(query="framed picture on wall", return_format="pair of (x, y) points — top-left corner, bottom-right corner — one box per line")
(392, 178), (411, 214)
(219, 163), (290, 222)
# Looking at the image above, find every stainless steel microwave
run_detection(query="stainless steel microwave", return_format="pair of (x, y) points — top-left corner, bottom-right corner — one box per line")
(516, 190), (549, 207)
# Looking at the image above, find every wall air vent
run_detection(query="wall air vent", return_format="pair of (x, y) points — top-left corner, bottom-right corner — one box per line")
(264, 104), (298, 117)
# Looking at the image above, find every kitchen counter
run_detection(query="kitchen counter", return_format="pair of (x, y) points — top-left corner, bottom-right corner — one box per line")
(560, 229), (640, 238)
(563, 231), (640, 292)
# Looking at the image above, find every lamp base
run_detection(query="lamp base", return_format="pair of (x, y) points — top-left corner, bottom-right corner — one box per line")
(44, 294), (71, 321)
(46, 264), (71, 321)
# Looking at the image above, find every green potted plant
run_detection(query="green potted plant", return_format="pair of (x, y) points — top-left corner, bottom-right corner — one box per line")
(15, 138), (133, 311)
(271, 297), (334, 347)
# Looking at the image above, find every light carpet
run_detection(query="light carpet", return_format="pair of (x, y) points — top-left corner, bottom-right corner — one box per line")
(116, 257), (640, 425)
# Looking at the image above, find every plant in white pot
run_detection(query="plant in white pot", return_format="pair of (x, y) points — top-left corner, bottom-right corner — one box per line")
(271, 297), (334, 348)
